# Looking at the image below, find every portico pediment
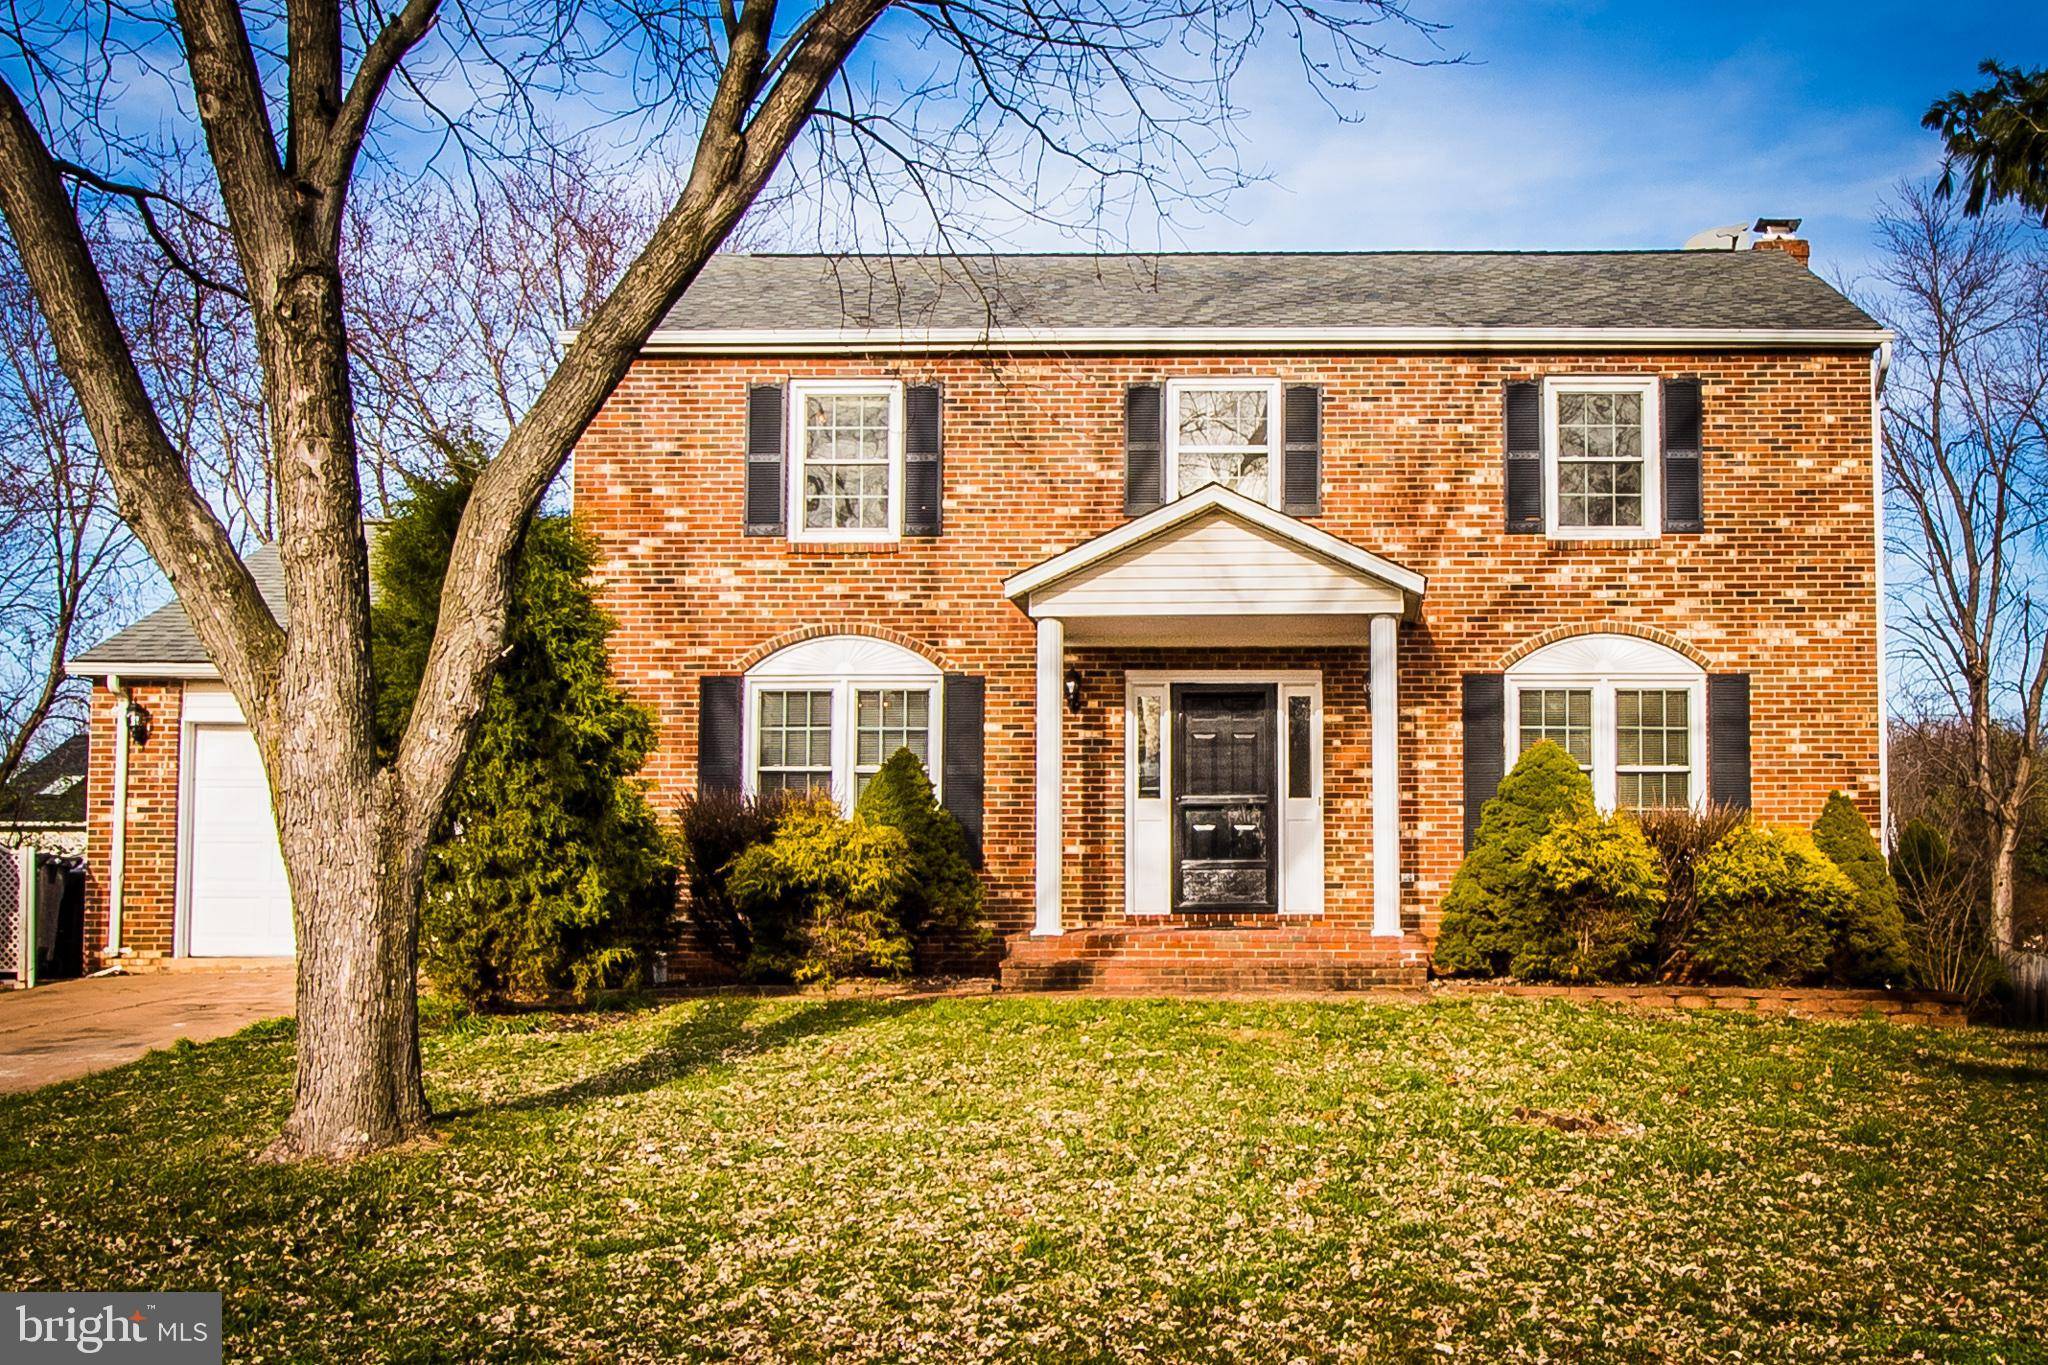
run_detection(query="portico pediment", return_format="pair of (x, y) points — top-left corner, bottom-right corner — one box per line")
(1001, 486), (1423, 646)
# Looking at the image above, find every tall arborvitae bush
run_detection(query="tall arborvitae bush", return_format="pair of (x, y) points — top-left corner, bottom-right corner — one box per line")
(1810, 791), (1911, 985)
(374, 452), (676, 1006)
(1434, 742), (1594, 977)
(854, 747), (990, 958)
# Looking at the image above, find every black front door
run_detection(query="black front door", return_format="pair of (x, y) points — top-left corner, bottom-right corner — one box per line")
(1172, 685), (1277, 912)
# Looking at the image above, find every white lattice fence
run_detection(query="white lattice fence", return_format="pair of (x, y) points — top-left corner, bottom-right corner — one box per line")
(0, 846), (20, 984)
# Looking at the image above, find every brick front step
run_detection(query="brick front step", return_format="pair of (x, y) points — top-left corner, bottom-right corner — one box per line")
(999, 925), (1431, 994)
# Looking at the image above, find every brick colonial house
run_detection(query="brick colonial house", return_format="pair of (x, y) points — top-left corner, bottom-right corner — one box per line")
(66, 226), (1891, 990)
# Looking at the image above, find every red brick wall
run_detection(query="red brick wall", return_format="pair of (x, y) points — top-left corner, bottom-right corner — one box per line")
(572, 349), (1882, 947)
(83, 682), (185, 967)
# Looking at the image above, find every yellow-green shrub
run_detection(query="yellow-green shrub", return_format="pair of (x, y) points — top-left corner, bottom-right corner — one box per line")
(1516, 808), (1666, 981)
(725, 797), (914, 982)
(1691, 822), (1849, 986)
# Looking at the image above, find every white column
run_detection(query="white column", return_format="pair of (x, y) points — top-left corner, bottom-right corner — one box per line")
(1370, 614), (1401, 937)
(1033, 615), (1065, 936)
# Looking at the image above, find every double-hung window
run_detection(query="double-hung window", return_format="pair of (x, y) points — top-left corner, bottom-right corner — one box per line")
(789, 379), (904, 542)
(1165, 379), (1283, 507)
(1543, 376), (1660, 539)
(853, 688), (932, 797)
(1506, 636), (1704, 812)
(756, 690), (835, 795)
(1516, 687), (1594, 775)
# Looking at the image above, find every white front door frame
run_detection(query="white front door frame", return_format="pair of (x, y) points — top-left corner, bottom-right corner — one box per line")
(1124, 669), (1324, 918)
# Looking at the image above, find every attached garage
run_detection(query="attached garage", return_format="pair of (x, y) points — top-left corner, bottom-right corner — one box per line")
(179, 692), (294, 957)
(68, 545), (298, 966)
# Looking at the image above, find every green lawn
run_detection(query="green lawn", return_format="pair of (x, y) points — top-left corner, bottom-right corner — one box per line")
(2, 994), (2045, 1362)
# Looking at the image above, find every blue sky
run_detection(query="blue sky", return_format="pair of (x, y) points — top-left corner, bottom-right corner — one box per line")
(991, 0), (2043, 286)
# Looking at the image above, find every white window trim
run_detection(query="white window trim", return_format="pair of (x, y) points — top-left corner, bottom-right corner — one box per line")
(1124, 669), (1322, 915)
(1163, 377), (1286, 509)
(742, 655), (941, 815)
(786, 378), (906, 544)
(1504, 670), (1705, 812)
(1541, 375), (1661, 541)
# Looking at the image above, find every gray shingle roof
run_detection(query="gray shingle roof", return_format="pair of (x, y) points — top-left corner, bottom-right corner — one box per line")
(658, 250), (1882, 335)
(69, 545), (285, 673)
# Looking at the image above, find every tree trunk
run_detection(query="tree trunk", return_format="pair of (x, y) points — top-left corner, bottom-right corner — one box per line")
(269, 773), (430, 1159)
(1990, 818), (2019, 956)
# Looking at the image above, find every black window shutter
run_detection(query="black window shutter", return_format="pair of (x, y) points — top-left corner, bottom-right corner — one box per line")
(904, 384), (943, 536)
(1504, 381), (1543, 533)
(1281, 384), (1323, 516)
(699, 675), (744, 794)
(745, 383), (786, 537)
(1124, 383), (1165, 515)
(941, 674), (986, 867)
(1708, 673), (1751, 809)
(1663, 376), (1704, 533)
(1462, 674), (1506, 850)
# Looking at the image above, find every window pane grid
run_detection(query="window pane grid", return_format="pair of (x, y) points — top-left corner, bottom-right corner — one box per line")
(854, 688), (930, 797)
(757, 689), (833, 795)
(1175, 386), (1270, 502)
(801, 392), (892, 531)
(1615, 688), (1691, 810)
(1556, 389), (1646, 529)
(1517, 688), (1594, 771)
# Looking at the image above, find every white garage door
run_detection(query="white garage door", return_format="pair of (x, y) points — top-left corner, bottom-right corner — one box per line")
(185, 724), (295, 957)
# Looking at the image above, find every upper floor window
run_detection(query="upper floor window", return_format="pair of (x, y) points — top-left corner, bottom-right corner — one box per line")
(1166, 379), (1283, 507)
(1543, 376), (1660, 540)
(1506, 633), (1703, 812)
(789, 379), (903, 543)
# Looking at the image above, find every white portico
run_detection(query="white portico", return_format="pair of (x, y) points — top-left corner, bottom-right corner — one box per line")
(1002, 486), (1425, 937)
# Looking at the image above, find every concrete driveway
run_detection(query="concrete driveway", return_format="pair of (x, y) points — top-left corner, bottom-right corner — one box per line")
(0, 965), (295, 1094)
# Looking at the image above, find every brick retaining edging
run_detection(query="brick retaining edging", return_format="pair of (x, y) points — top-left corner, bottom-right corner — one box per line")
(1438, 982), (1969, 1027)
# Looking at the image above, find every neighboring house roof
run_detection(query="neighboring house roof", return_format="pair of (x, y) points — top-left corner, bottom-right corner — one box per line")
(68, 545), (285, 677)
(645, 251), (1888, 352)
(0, 732), (88, 829)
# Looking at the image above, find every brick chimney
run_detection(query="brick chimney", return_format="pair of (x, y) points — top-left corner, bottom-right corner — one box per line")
(1749, 216), (1810, 267)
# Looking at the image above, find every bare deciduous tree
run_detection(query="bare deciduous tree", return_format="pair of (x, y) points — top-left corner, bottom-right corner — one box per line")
(343, 153), (703, 507)
(0, 0), (1449, 1158)
(1874, 182), (2048, 955)
(0, 232), (141, 793)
